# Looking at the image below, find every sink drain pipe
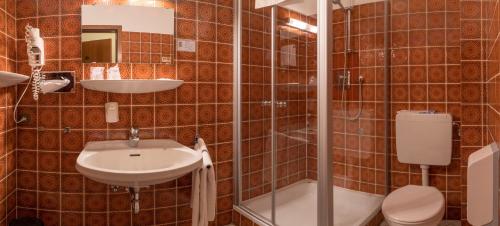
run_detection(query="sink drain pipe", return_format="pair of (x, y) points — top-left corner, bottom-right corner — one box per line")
(130, 187), (140, 214)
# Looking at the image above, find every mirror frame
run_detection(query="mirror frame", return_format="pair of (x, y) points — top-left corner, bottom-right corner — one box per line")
(81, 25), (123, 63)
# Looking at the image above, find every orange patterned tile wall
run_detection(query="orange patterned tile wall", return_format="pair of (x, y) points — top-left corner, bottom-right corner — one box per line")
(119, 31), (175, 64)
(0, 0), (19, 224)
(484, 0), (499, 224)
(13, 0), (234, 226)
(388, 0), (465, 220)
(459, 0), (487, 223)
(330, 1), (387, 195)
(2, 0), (495, 226)
(485, 0), (499, 157)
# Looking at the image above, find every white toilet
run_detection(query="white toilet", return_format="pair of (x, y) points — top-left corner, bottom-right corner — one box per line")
(382, 111), (452, 226)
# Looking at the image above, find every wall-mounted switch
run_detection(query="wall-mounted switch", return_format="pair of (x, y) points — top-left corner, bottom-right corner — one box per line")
(176, 39), (196, 52)
(161, 56), (172, 64)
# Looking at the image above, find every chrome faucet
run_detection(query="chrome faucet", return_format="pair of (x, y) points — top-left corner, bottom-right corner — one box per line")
(129, 127), (140, 147)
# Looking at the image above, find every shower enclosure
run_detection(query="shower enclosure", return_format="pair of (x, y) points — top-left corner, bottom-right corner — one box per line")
(233, 0), (389, 225)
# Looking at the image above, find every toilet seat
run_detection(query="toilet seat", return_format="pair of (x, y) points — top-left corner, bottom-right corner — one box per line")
(382, 185), (445, 224)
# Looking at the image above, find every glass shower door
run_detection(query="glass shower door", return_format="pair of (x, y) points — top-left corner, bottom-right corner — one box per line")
(236, 0), (389, 225)
(331, 0), (389, 225)
(274, 5), (318, 226)
(238, 2), (320, 225)
(238, 0), (274, 223)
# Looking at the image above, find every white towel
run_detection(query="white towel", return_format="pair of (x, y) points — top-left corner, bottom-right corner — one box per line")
(191, 138), (216, 226)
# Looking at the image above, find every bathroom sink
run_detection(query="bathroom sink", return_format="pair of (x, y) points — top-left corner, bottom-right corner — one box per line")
(76, 139), (203, 188)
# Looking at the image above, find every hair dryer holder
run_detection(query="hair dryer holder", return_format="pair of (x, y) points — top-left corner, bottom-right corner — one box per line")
(40, 71), (75, 93)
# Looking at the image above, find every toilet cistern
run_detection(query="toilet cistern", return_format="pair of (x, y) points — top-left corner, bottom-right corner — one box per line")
(129, 127), (140, 147)
(395, 110), (453, 186)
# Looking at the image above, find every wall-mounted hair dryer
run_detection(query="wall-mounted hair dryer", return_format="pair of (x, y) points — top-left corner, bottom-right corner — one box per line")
(13, 25), (46, 124)
(26, 26), (45, 67)
(25, 25), (45, 101)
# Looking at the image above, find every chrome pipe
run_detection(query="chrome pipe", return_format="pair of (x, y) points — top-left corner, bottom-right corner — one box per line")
(233, 0), (242, 206)
(317, 0), (334, 225)
(345, 7), (352, 53)
(383, 0), (391, 195)
(270, 6), (277, 225)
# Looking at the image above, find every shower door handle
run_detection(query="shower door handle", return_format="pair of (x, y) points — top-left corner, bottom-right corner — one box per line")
(261, 100), (272, 106)
(261, 101), (287, 108)
(276, 101), (287, 108)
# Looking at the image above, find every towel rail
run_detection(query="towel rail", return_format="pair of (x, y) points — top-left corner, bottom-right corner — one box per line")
(194, 135), (211, 169)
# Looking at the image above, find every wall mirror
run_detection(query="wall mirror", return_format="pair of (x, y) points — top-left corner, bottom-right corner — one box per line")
(81, 2), (175, 64)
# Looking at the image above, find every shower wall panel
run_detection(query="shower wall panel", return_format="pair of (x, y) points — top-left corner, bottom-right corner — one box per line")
(330, 1), (388, 195)
(240, 2), (316, 201)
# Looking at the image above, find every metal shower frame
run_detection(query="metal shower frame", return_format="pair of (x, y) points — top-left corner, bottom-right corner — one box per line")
(232, 0), (391, 225)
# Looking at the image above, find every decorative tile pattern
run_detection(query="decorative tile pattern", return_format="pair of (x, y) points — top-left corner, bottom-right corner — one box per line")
(2, 1), (495, 226)
(120, 31), (174, 64)
(330, 1), (387, 195)
(386, 0), (465, 220)
(13, 0), (234, 226)
(485, 1), (499, 141)
(0, 0), (19, 224)
(459, 0), (488, 223)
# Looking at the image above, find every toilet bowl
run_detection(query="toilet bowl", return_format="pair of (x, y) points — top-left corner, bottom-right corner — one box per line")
(382, 185), (445, 226)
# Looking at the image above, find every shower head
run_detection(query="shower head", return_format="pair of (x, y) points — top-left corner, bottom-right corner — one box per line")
(332, 0), (352, 11)
(332, 0), (346, 9)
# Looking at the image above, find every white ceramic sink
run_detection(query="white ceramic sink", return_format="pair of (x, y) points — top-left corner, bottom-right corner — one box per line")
(76, 139), (202, 188)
